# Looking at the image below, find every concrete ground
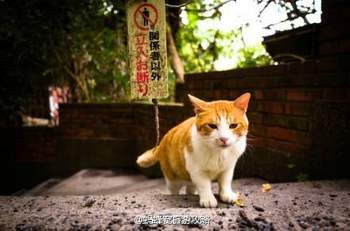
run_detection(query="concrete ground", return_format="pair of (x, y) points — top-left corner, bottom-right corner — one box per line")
(0, 169), (349, 230)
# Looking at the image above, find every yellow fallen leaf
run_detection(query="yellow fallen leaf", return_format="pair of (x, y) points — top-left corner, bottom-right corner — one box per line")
(234, 197), (245, 207)
(262, 183), (272, 192)
(233, 192), (245, 207)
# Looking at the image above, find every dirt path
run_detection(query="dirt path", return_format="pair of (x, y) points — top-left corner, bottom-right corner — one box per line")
(0, 170), (349, 230)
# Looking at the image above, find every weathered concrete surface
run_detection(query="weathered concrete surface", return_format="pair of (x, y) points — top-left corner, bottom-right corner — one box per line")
(22, 169), (165, 196)
(0, 180), (350, 230)
(0, 170), (349, 230)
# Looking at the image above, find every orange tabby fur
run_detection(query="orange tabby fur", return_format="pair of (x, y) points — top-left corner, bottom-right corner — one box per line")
(137, 93), (250, 207)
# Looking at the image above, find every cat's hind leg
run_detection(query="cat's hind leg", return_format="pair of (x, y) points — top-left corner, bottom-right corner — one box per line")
(165, 178), (183, 195)
(185, 183), (198, 195)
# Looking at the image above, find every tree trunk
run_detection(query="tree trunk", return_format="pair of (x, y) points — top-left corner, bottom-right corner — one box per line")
(166, 23), (185, 83)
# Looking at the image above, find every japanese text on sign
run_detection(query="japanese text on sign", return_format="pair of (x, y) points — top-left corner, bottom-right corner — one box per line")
(127, 0), (168, 99)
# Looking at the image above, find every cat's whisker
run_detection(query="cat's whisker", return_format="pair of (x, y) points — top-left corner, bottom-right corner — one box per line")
(246, 133), (256, 139)
(246, 146), (255, 154)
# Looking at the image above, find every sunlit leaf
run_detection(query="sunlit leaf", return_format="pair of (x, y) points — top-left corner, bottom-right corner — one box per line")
(233, 192), (245, 207)
(262, 183), (272, 192)
(234, 198), (245, 207)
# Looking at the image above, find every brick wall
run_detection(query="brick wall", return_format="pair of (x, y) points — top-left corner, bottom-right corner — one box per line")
(184, 57), (350, 180)
(320, 0), (350, 57)
(60, 103), (136, 139)
(0, 127), (58, 194)
(15, 127), (57, 162)
(0, 103), (190, 194)
(3, 55), (349, 187)
(50, 56), (350, 181)
(57, 102), (190, 177)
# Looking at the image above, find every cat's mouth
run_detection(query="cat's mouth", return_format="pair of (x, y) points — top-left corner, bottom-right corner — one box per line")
(218, 143), (231, 148)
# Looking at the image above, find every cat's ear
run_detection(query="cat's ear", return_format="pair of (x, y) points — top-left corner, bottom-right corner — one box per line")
(234, 92), (251, 112)
(188, 94), (207, 114)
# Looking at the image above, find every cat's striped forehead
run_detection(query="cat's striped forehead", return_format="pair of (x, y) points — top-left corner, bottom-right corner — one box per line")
(207, 100), (241, 118)
(197, 100), (246, 123)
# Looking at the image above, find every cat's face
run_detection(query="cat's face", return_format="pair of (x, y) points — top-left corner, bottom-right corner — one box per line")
(188, 93), (250, 149)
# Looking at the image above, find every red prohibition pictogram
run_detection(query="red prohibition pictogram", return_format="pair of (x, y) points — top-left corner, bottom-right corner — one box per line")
(133, 3), (158, 31)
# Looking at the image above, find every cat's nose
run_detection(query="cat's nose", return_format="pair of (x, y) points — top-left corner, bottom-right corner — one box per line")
(219, 137), (229, 144)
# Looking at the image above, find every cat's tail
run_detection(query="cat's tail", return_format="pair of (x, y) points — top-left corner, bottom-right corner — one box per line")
(136, 147), (158, 168)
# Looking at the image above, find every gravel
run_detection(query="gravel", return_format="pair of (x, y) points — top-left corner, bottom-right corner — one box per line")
(0, 176), (349, 230)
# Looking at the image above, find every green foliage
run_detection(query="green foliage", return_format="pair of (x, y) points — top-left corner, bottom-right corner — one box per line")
(164, 68), (176, 102)
(48, 0), (130, 102)
(0, 0), (87, 123)
(236, 44), (273, 69)
(177, 1), (232, 72)
(1, 0), (130, 111)
(177, 0), (273, 73)
(296, 173), (309, 182)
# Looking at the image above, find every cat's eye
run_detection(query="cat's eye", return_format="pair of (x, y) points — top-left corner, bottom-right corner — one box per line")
(208, 124), (217, 129)
(229, 123), (238, 129)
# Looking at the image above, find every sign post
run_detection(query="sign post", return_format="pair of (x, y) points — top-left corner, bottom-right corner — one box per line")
(127, 0), (168, 99)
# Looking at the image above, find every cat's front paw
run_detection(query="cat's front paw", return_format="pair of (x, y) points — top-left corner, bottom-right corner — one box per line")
(199, 194), (217, 208)
(220, 191), (239, 204)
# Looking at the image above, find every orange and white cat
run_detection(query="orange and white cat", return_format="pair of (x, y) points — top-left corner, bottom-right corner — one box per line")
(137, 93), (250, 208)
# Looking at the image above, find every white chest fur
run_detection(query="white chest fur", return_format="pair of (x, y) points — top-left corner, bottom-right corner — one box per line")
(185, 125), (246, 180)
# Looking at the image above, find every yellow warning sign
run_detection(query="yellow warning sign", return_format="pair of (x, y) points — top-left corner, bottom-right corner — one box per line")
(127, 0), (168, 99)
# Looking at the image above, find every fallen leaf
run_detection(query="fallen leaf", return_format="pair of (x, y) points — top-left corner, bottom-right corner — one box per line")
(262, 183), (272, 192)
(234, 198), (245, 207)
(233, 192), (245, 207)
